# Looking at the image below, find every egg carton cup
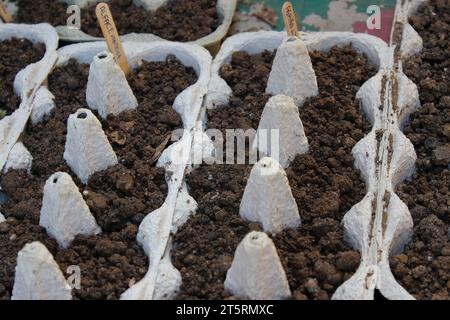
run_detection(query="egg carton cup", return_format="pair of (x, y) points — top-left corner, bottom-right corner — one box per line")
(5, 0), (237, 50)
(0, 23), (58, 176)
(6, 40), (212, 300)
(188, 28), (424, 300)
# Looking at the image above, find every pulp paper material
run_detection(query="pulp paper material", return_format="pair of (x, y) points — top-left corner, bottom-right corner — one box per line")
(4, 142), (32, 174)
(208, 30), (419, 300)
(40, 172), (101, 248)
(252, 94), (308, 168)
(225, 231), (291, 300)
(0, 23), (58, 174)
(266, 37), (318, 106)
(64, 108), (118, 184)
(240, 157), (300, 233)
(30, 86), (55, 125)
(55, 40), (212, 300)
(86, 51), (138, 119)
(12, 242), (72, 300)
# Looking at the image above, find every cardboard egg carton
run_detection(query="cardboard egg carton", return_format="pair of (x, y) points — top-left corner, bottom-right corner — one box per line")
(1, 39), (212, 300)
(0, 23), (58, 185)
(0, 0), (434, 300)
(178, 27), (425, 300)
(334, 0), (428, 301)
(4, 0), (237, 51)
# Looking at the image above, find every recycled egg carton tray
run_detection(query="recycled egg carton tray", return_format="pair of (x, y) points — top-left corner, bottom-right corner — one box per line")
(0, 35), (212, 299)
(175, 0), (429, 300)
(0, 0), (432, 300)
(0, 23), (58, 180)
(3, 0), (237, 51)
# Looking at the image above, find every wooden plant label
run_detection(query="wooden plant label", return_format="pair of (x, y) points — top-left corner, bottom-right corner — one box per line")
(282, 2), (299, 38)
(96, 2), (130, 76)
(0, 2), (13, 23)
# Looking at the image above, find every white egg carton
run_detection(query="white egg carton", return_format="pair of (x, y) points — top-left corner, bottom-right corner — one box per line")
(1, 39), (212, 299)
(204, 30), (394, 300)
(334, 0), (425, 298)
(335, 0), (427, 300)
(0, 0), (433, 301)
(0, 23), (58, 182)
(177, 13), (428, 298)
(5, 0), (237, 50)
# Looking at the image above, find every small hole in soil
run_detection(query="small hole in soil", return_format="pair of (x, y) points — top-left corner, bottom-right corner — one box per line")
(77, 112), (87, 119)
(98, 53), (108, 59)
(374, 289), (388, 301)
(0, 190), (8, 205)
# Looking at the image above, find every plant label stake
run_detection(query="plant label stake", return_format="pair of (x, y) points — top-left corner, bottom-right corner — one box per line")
(96, 2), (130, 76)
(0, 2), (13, 23)
(282, 2), (299, 38)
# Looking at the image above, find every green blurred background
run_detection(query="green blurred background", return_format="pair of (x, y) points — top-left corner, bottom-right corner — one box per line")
(236, 0), (396, 42)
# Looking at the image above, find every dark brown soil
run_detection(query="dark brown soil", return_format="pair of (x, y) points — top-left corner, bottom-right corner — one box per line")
(390, 0), (450, 300)
(0, 56), (197, 300)
(172, 45), (377, 300)
(207, 50), (274, 133)
(14, 0), (220, 41)
(0, 38), (45, 119)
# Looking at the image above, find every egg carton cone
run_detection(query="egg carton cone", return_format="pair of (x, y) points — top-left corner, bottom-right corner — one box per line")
(225, 231), (291, 300)
(86, 51), (138, 119)
(266, 37), (318, 106)
(252, 94), (309, 168)
(11, 242), (72, 300)
(64, 108), (118, 184)
(240, 157), (300, 234)
(39, 172), (101, 248)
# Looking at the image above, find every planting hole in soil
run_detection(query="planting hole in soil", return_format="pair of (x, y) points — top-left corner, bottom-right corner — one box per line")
(390, 0), (450, 301)
(0, 38), (45, 119)
(13, 0), (221, 42)
(171, 45), (377, 300)
(0, 55), (197, 300)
